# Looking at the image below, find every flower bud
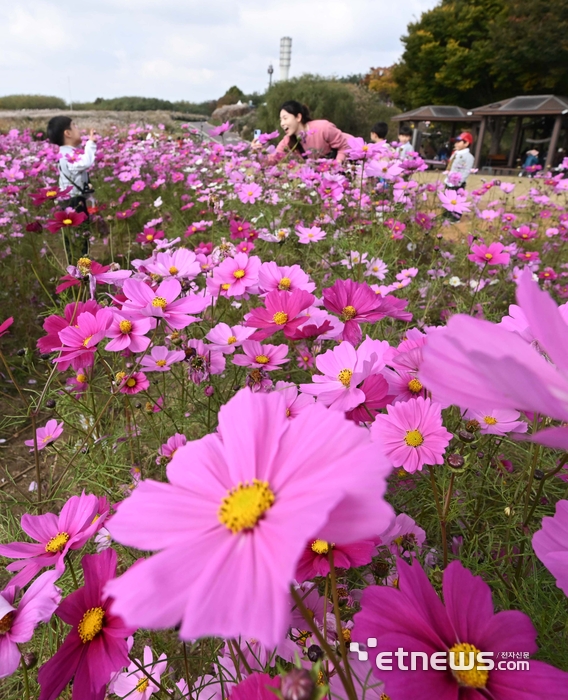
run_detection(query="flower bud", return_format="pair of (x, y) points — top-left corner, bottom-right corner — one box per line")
(281, 668), (316, 700)
(457, 429), (475, 443)
(23, 652), (37, 669)
(307, 644), (324, 662)
(45, 399), (56, 409)
(447, 453), (465, 471)
(534, 469), (545, 481)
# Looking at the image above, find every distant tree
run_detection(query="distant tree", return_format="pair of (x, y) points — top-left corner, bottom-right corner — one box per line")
(216, 86), (246, 109)
(0, 94), (67, 109)
(363, 66), (397, 104)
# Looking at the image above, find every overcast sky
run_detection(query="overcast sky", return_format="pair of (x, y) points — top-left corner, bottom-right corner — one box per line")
(0, 0), (439, 104)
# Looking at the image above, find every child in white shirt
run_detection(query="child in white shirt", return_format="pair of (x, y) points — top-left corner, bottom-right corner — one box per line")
(444, 132), (474, 188)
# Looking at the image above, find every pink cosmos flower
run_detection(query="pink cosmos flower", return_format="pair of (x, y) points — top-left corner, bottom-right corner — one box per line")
(105, 313), (153, 353)
(0, 317), (13, 338)
(353, 558), (568, 699)
(237, 182), (263, 204)
(118, 371), (149, 395)
(54, 259), (132, 297)
(323, 278), (412, 345)
(0, 571), (61, 679)
(229, 219), (252, 239)
(212, 253), (261, 297)
(382, 367), (426, 403)
(345, 374), (393, 424)
(376, 512), (426, 556)
(55, 308), (113, 369)
(45, 208), (87, 233)
(300, 337), (389, 412)
(210, 121), (232, 136)
(468, 242), (510, 266)
(185, 339), (226, 384)
(140, 345), (186, 372)
(274, 381), (315, 419)
(113, 646), (167, 700)
(231, 674), (281, 700)
(66, 369), (89, 396)
(371, 396), (452, 473)
(0, 493), (108, 588)
(24, 419), (64, 451)
(205, 323), (255, 354)
(257, 261), (316, 294)
(463, 409), (528, 435)
(38, 300), (99, 361)
(37, 549), (134, 700)
(142, 248), (201, 281)
(136, 227), (165, 245)
(296, 538), (376, 582)
(105, 389), (394, 647)
(157, 433), (187, 464)
(365, 258), (389, 280)
(121, 278), (209, 329)
(245, 289), (315, 341)
(533, 500), (568, 597)
(438, 188), (471, 215)
(295, 225), (327, 244)
(419, 270), (568, 449)
(232, 340), (289, 371)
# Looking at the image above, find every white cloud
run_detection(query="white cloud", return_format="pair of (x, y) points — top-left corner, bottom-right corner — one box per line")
(0, 0), (439, 102)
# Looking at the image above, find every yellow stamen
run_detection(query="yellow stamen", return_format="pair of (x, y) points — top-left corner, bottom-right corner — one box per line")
(448, 642), (489, 688)
(62, 218), (73, 225)
(221, 283), (231, 291)
(77, 257), (91, 274)
(255, 354), (270, 364)
(404, 430), (424, 447)
(76, 373), (87, 383)
(342, 305), (357, 320)
(126, 377), (137, 387)
(311, 539), (331, 555)
(152, 296), (168, 308)
(342, 628), (352, 643)
(82, 335), (93, 348)
(484, 253), (493, 261)
(136, 678), (150, 693)
(218, 479), (275, 533)
(338, 369), (353, 387)
(45, 532), (70, 553)
(46, 190), (57, 197)
(77, 607), (105, 643)
(233, 269), (245, 279)
(156, 359), (167, 367)
(145, 233), (154, 241)
(115, 371), (127, 383)
(483, 416), (498, 425)
(408, 378), (423, 393)
(119, 320), (132, 333)
(272, 311), (288, 325)
(227, 335), (237, 344)
(168, 266), (179, 275)
(278, 277), (291, 290)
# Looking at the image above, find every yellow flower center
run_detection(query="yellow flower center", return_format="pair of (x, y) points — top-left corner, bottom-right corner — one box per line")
(450, 199), (457, 205)
(42, 434), (54, 443)
(169, 266), (179, 275)
(62, 218), (73, 225)
(136, 678), (150, 693)
(311, 539), (331, 555)
(152, 296), (168, 308)
(145, 233), (154, 241)
(273, 311), (288, 325)
(255, 354), (270, 364)
(77, 257), (91, 274)
(233, 269), (245, 279)
(76, 373), (87, 383)
(82, 335), (93, 348)
(380, 695), (391, 700)
(77, 607), (105, 643)
(484, 416), (498, 425)
(0, 612), (14, 635)
(126, 377), (137, 387)
(342, 628), (352, 643)
(404, 430), (424, 447)
(115, 371), (127, 382)
(46, 190), (57, 197)
(484, 253), (493, 261)
(448, 643), (489, 688)
(278, 277), (291, 290)
(408, 378), (423, 394)
(156, 359), (167, 367)
(45, 532), (70, 553)
(342, 305), (357, 320)
(338, 369), (353, 387)
(221, 283), (231, 290)
(227, 335), (237, 344)
(119, 320), (133, 333)
(218, 479), (275, 533)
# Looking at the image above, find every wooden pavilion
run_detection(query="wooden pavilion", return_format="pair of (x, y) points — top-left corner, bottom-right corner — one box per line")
(391, 105), (481, 138)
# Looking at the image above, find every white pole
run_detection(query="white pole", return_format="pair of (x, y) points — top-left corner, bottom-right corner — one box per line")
(68, 76), (73, 111)
(279, 37), (292, 82)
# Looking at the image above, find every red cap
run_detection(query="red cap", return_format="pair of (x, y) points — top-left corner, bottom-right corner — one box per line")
(457, 132), (473, 146)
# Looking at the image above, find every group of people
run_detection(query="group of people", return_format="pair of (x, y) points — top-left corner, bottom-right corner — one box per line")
(46, 101), (477, 255)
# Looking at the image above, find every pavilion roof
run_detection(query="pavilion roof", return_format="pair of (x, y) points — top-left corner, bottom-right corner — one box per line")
(472, 95), (568, 117)
(391, 105), (480, 122)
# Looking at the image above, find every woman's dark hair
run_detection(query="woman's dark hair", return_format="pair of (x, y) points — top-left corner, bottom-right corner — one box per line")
(279, 101), (312, 155)
(46, 116), (72, 146)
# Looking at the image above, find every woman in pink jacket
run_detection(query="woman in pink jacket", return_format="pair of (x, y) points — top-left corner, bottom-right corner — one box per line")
(263, 101), (350, 164)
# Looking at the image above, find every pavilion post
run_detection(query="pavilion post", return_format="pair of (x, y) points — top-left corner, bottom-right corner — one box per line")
(508, 117), (523, 168)
(474, 117), (487, 168)
(545, 115), (562, 170)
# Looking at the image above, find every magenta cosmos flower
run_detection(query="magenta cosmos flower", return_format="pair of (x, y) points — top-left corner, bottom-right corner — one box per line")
(352, 558), (568, 700)
(0, 492), (107, 588)
(0, 317), (13, 338)
(24, 418), (64, 451)
(139, 345), (186, 372)
(157, 433), (187, 464)
(246, 289), (315, 341)
(105, 389), (394, 647)
(46, 208), (87, 233)
(38, 300), (99, 359)
(232, 340), (289, 371)
(371, 396), (452, 473)
(237, 182), (263, 204)
(55, 308), (113, 369)
(121, 278), (209, 330)
(533, 500), (568, 597)
(0, 571), (61, 679)
(323, 279), (411, 345)
(468, 242), (510, 266)
(105, 313), (153, 353)
(117, 371), (149, 395)
(213, 253), (262, 297)
(113, 645), (167, 700)
(296, 538), (376, 582)
(231, 673), (281, 700)
(38, 549), (134, 700)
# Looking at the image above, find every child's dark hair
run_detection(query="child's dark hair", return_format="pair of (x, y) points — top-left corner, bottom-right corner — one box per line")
(371, 121), (388, 139)
(46, 116), (72, 146)
(398, 124), (413, 137)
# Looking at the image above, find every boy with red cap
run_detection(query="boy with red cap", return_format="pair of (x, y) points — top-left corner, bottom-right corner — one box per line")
(444, 132), (474, 189)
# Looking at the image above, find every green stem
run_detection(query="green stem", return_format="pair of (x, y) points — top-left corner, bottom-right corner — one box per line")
(67, 555), (80, 589)
(20, 653), (30, 700)
(328, 550), (356, 697)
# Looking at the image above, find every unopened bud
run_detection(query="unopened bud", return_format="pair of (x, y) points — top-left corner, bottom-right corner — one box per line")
(307, 644), (324, 662)
(534, 469), (545, 480)
(447, 453), (465, 471)
(22, 652), (37, 669)
(45, 399), (56, 409)
(281, 668), (316, 700)
(457, 429), (475, 443)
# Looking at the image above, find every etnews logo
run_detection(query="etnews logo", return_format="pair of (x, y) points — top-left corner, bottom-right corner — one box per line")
(350, 640), (530, 672)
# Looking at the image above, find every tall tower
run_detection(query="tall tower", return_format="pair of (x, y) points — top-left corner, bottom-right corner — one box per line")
(279, 37), (292, 82)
